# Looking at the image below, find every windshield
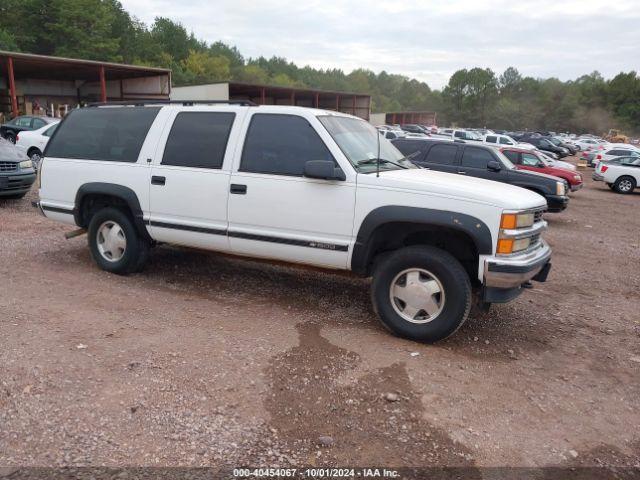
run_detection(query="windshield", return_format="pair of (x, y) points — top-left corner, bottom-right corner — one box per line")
(319, 116), (418, 173)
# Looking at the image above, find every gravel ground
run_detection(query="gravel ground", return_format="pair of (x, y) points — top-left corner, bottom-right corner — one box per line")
(0, 163), (639, 474)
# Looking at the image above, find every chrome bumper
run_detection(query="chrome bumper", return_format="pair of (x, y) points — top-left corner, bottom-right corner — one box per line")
(484, 241), (552, 289)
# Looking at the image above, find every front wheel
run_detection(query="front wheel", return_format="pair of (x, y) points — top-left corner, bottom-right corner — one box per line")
(5, 132), (16, 144)
(371, 246), (472, 343)
(613, 176), (636, 194)
(88, 207), (149, 274)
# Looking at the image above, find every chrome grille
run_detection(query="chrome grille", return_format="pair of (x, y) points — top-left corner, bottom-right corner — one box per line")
(534, 210), (545, 223)
(0, 162), (18, 172)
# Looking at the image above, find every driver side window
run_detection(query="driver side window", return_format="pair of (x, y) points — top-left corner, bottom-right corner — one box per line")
(240, 114), (335, 176)
(522, 153), (540, 166)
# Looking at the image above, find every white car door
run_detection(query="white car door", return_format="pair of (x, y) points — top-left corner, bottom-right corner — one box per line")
(227, 110), (356, 269)
(148, 107), (246, 252)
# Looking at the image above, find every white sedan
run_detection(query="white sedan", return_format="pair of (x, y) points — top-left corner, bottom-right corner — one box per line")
(593, 156), (640, 194)
(15, 120), (60, 166)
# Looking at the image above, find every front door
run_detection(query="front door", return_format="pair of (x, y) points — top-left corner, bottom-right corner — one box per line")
(227, 112), (356, 269)
(148, 108), (242, 252)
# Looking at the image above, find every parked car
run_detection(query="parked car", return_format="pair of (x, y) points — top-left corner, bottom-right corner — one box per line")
(538, 151), (576, 171)
(573, 138), (604, 151)
(580, 150), (598, 167)
(0, 116), (58, 144)
(501, 147), (583, 192)
(36, 103), (552, 343)
(401, 124), (429, 134)
(483, 133), (534, 149)
(452, 129), (483, 142)
(592, 147), (640, 167)
(593, 156), (640, 194)
(521, 136), (570, 158)
(0, 138), (36, 198)
(15, 120), (60, 167)
(549, 136), (578, 155)
(392, 138), (569, 212)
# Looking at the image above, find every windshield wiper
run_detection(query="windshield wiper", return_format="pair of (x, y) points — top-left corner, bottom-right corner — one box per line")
(357, 158), (409, 170)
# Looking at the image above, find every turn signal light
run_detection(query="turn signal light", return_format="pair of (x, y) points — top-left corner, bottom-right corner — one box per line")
(601, 165), (608, 173)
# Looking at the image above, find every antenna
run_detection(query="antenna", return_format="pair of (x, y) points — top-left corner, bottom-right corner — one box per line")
(376, 127), (381, 178)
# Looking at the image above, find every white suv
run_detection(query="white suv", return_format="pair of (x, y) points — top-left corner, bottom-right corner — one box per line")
(36, 102), (552, 343)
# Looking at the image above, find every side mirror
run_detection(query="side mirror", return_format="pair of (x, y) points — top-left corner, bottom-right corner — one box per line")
(487, 160), (502, 172)
(303, 160), (346, 181)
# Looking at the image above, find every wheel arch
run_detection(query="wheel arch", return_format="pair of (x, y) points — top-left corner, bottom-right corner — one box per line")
(351, 206), (493, 280)
(74, 183), (150, 241)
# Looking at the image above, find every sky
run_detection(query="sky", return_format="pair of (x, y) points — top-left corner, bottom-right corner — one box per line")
(119, 0), (640, 90)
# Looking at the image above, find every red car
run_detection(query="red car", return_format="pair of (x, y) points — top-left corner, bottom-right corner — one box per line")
(501, 147), (583, 191)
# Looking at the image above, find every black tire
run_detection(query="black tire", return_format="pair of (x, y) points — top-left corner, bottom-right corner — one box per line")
(613, 176), (636, 194)
(371, 245), (472, 343)
(87, 207), (150, 275)
(27, 148), (42, 165)
(5, 132), (16, 144)
(607, 183), (615, 190)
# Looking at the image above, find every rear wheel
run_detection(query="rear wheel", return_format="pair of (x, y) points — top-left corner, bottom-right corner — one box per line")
(87, 207), (149, 274)
(613, 176), (636, 194)
(371, 246), (472, 343)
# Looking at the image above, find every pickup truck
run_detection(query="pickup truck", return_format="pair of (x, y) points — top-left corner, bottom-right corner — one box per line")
(392, 138), (569, 212)
(36, 102), (552, 343)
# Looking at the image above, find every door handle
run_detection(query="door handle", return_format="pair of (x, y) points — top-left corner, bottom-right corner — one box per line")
(151, 175), (166, 185)
(457, 170), (467, 175)
(230, 184), (247, 194)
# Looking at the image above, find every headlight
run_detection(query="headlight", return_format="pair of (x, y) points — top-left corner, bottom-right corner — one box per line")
(556, 181), (566, 196)
(500, 212), (535, 229)
(19, 160), (33, 169)
(573, 174), (581, 181)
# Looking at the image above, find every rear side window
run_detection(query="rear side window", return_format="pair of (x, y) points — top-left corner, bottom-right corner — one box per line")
(240, 114), (334, 176)
(486, 135), (497, 143)
(45, 107), (160, 162)
(425, 144), (458, 165)
(499, 137), (512, 145)
(393, 140), (423, 156)
(461, 147), (494, 169)
(162, 112), (235, 169)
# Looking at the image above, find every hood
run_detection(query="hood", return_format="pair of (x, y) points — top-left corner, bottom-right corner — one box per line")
(513, 167), (564, 183)
(0, 138), (26, 162)
(360, 168), (546, 210)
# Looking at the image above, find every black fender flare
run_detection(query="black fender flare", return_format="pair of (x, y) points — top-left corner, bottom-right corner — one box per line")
(74, 183), (150, 241)
(351, 206), (493, 275)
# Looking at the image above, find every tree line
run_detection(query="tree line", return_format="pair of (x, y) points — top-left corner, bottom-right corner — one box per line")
(1, 0), (638, 134)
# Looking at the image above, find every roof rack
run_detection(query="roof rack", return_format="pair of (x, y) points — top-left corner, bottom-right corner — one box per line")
(87, 99), (258, 107)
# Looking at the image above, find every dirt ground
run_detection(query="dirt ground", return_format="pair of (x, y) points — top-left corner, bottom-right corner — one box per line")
(1, 161), (639, 475)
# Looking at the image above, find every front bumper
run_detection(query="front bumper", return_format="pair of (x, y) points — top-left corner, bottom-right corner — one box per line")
(592, 172), (604, 181)
(546, 194), (569, 212)
(570, 182), (583, 192)
(0, 172), (36, 196)
(484, 240), (551, 293)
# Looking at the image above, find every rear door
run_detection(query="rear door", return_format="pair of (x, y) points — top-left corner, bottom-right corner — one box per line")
(148, 107), (245, 251)
(421, 143), (459, 173)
